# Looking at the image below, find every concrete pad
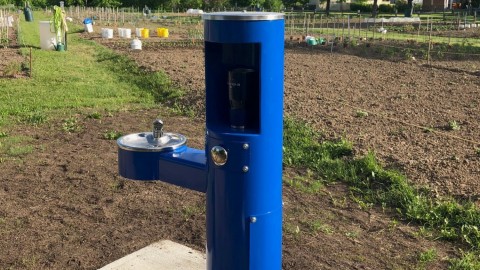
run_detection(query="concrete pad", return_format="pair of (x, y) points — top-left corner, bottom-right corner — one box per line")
(99, 240), (206, 270)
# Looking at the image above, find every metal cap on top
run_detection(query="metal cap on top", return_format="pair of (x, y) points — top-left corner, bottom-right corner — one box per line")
(202, 12), (284, 21)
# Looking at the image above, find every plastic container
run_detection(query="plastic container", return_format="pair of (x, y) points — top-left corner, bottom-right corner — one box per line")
(24, 7), (33, 22)
(135, 28), (143, 37)
(39, 21), (56, 50)
(141, 28), (149, 38)
(83, 18), (93, 33)
(118, 28), (124, 38)
(131, 38), (142, 50)
(157, 28), (169, 38)
(102, 28), (113, 38)
(124, 28), (131, 38)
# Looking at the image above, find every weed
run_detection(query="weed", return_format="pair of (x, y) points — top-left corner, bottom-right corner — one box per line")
(418, 248), (437, 269)
(111, 180), (125, 190)
(284, 173), (324, 193)
(284, 223), (301, 237)
(475, 148), (480, 157)
(103, 130), (123, 140)
(22, 112), (48, 126)
(356, 110), (369, 118)
(0, 132), (7, 138)
(283, 118), (480, 265)
(0, 135), (34, 158)
(448, 251), (480, 270)
(310, 220), (334, 235)
(8, 145), (33, 156)
(62, 117), (81, 133)
(423, 127), (435, 133)
(388, 219), (399, 230)
(345, 231), (358, 238)
(447, 120), (460, 131)
(86, 112), (102, 119)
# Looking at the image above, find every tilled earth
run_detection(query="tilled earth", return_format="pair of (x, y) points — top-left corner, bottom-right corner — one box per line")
(0, 31), (479, 269)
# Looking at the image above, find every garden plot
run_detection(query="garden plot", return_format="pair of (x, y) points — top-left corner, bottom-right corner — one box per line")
(1, 25), (479, 269)
(98, 39), (480, 201)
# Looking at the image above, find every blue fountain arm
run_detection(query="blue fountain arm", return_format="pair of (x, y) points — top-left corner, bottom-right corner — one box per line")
(157, 147), (207, 193)
(118, 145), (207, 193)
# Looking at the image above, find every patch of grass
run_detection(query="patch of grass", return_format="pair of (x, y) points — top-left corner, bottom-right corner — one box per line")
(448, 251), (480, 270)
(423, 126), (435, 133)
(0, 16), (157, 130)
(310, 220), (334, 235)
(0, 135), (34, 158)
(0, 132), (7, 138)
(283, 118), (480, 266)
(447, 120), (461, 131)
(111, 179), (125, 191)
(103, 130), (123, 140)
(95, 48), (184, 104)
(356, 110), (369, 117)
(86, 112), (102, 119)
(418, 248), (437, 269)
(345, 231), (359, 238)
(62, 117), (82, 133)
(21, 112), (48, 126)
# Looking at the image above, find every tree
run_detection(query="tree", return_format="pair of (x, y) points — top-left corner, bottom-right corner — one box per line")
(325, 0), (330, 15)
(371, 0), (378, 17)
(405, 0), (413, 17)
(263, 0), (282, 11)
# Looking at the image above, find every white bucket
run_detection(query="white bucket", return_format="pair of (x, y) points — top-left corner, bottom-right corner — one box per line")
(102, 28), (113, 38)
(84, 22), (93, 33)
(124, 28), (131, 38)
(135, 28), (143, 37)
(39, 21), (56, 50)
(131, 38), (142, 50)
(106, 28), (113, 38)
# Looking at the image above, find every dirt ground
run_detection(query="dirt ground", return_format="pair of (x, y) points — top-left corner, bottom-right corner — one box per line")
(1, 27), (480, 269)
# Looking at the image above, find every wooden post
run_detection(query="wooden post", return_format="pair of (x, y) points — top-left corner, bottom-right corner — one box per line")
(30, 47), (33, 78)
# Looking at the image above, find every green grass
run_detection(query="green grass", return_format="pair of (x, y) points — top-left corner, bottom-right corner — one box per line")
(0, 11), (183, 129)
(283, 118), (480, 268)
(0, 135), (34, 158)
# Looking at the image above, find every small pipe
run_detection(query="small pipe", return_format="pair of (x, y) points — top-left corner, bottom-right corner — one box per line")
(153, 119), (163, 139)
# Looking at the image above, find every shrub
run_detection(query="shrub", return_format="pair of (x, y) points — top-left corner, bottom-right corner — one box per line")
(350, 2), (372, 12)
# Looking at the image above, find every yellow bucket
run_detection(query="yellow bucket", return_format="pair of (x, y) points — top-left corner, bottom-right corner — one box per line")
(157, 28), (169, 38)
(141, 28), (149, 38)
(162, 28), (169, 38)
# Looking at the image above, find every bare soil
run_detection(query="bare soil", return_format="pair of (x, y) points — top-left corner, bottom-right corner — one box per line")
(1, 29), (480, 269)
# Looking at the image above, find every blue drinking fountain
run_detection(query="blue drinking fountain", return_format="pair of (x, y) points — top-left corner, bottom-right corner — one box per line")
(117, 12), (285, 270)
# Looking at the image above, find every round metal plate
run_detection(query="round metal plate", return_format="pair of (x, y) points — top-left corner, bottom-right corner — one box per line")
(117, 132), (187, 152)
(202, 12), (284, 21)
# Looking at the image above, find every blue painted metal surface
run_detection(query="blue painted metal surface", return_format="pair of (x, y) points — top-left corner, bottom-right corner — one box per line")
(118, 146), (207, 193)
(117, 12), (285, 270)
(204, 13), (285, 270)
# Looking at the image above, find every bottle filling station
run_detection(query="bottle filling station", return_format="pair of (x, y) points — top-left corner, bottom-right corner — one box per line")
(117, 12), (285, 270)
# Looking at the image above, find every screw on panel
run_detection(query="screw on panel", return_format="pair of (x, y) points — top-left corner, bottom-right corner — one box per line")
(243, 143), (249, 150)
(250, 217), (257, 223)
(242, 166), (249, 173)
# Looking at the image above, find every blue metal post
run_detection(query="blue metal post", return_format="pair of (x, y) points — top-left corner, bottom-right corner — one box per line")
(117, 12), (285, 270)
(203, 12), (285, 270)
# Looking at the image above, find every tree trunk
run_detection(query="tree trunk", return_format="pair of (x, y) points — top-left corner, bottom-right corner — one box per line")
(326, 0), (330, 16)
(406, 0), (413, 17)
(372, 0), (378, 17)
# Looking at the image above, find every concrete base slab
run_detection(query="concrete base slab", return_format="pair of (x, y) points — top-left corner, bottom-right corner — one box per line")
(99, 240), (206, 270)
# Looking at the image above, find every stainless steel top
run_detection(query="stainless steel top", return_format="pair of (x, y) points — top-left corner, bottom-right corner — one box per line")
(117, 132), (187, 152)
(202, 12), (284, 21)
